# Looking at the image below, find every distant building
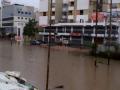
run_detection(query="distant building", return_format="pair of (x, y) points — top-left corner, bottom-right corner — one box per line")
(39, 0), (120, 24)
(39, 22), (119, 46)
(1, 3), (34, 40)
(38, 0), (120, 46)
(39, 0), (107, 25)
(39, 0), (63, 26)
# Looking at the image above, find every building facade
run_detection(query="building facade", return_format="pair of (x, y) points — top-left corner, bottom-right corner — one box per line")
(1, 3), (34, 40)
(39, 0), (63, 26)
(38, 0), (120, 46)
(39, 22), (119, 46)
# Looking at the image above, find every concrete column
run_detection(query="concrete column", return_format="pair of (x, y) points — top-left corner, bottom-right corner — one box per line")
(43, 28), (45, 41)
(93, 26), (96, 44)
(55, 27), (58, 42)
(92, 37), (94, 44)
(64, 26), (66, 33)
(103, 26), (107, 44)
(70, 27), (72, 41)
(71, 26), (73, 33)
(81, 27), (84, 45)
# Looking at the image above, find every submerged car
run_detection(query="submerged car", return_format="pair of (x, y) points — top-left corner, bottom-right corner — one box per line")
(0, 71), (38, 90)
(30, 40), (42, 45)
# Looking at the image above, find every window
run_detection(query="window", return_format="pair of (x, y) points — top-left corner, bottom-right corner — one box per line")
(70, 19), (74, 23)
(70, 1), (74, 6)
(21, 12), (24, 14)
(18, 11), (21, 13)
(63, 12), (67, 16)
(21, 17), (23, 19)
(2, 17), (14, 21)
(25, 12), (28, 14)
(51, 20), (55, 24)
(43, 12), (47, 16)
(69, 11), (72, 15)
(80, 19), (84, 23)
(52, 12), (55, 16)
(18, 17), (20, 19)
(29, 12), (31, 15)
(63, 3), (68, 7)
(80, 10), (83, 15)
(112, 3), (117, 8)
(25, 18), (27, 20)
(52, 3), (56, 8)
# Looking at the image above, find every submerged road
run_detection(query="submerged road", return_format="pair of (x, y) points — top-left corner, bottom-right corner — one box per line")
(0, 41), (120, 90)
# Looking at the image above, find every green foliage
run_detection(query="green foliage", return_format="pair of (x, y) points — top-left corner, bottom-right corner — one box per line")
(23, 19), (38, 38)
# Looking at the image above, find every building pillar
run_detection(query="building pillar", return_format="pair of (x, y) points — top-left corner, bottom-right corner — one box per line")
(43, 28), (45, 41)
(55, 27), (58, 42)
(93, 26), (95, 44)
(64, 26), (66, 33)
(70, 26), (73, 42)
(118, 26), (120, 44)
(71, 26), (73, 33)
(92, 37), (94, 44)
(103, 26), (107, 44)
(81, 27), (84, 45)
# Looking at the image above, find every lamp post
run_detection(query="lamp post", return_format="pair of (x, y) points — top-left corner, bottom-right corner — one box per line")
(46, 0), (52, 90)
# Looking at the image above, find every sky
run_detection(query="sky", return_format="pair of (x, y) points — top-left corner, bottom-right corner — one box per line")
(0, 0), (39, 9)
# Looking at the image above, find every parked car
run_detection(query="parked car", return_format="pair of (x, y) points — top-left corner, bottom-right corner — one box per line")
(37, 40), (46, 44)
(30, 40), (42, 45)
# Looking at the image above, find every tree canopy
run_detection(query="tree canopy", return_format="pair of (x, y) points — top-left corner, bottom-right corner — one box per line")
(23, 19), (38, 38)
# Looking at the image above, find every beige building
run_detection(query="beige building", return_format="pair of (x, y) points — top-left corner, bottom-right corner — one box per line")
(39, 0), (63, 26)
(39, 0), (120, 26)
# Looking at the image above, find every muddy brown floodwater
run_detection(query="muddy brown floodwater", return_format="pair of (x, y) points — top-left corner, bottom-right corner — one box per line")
(0, 40), (120, 90)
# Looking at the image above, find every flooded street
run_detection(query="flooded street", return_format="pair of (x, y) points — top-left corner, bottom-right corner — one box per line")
(0, 41), (120, 90)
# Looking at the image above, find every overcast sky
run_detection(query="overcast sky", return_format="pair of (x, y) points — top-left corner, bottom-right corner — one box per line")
(0, 0), (39, 9)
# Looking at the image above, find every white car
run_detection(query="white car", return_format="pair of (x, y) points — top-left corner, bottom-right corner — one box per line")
(0, 71), (38, 90)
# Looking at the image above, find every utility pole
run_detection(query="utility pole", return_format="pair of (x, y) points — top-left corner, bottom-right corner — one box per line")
(1, 0), (3, 28)
(46, 0), (52, 90)
(1, 0), (3, 37)
(108, 0), (112, 65)
(94, 0), (98, 66)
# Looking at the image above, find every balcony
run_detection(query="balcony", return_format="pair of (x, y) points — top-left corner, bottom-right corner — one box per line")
(51, 16), (55, 20)
(52, 0), (56, 3)
(52, 8), (55, 11)
(68, 6), (74, 10)
(69, 0), (74, 2)
(68, 15), (74, 19)
(63, 8), (68, 12)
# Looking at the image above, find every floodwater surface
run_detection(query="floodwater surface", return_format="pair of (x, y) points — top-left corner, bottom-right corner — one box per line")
(0, 41), (120, 90)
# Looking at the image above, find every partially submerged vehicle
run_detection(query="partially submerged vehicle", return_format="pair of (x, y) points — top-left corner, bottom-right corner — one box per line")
(0, 71), (38, 90)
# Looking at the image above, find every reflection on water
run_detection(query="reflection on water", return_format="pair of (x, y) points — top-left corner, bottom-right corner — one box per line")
(0, 41), (120, 90)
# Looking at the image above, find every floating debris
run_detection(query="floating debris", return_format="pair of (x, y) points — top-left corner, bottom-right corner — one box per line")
(0, 71), (38, 90)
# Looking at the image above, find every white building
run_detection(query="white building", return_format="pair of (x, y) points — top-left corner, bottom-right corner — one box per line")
(1, 2), (34, 40)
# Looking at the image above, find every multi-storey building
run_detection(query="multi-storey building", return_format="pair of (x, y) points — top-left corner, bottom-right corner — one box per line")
(39, 0), (120, 46)
(39, 0), (109, 25)
(39, 0), (63, 26)
(1, 3), (34, 40)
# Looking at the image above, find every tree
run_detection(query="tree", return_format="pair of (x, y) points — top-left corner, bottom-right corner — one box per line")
(23, 19), (38, 40)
